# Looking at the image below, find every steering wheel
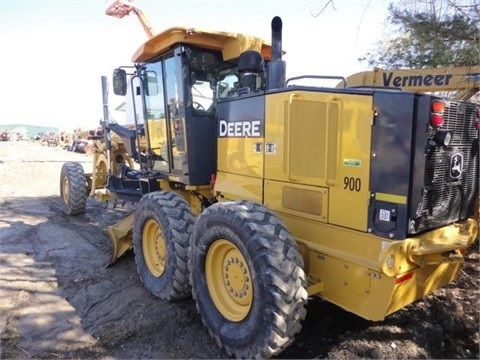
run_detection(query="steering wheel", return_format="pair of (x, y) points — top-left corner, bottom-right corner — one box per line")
(193, 101), (206, 111)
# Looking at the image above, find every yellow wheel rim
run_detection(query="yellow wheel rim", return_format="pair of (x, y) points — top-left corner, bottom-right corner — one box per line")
(206, 239), (253, 322)
(142, 219), (167, 277)
(62, 177), (70, 203)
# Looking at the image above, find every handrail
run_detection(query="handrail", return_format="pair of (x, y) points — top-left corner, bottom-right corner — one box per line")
(287, 75), (347, 88)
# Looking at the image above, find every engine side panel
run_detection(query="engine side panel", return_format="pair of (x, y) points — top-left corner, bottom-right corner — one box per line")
(264, 90), (373, 232)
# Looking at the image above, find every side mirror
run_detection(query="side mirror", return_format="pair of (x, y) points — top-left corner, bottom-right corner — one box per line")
(112, 68), (127, 96)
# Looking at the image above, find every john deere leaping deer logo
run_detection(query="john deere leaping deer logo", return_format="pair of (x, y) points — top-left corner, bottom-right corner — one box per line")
(450, 153), (463, 179)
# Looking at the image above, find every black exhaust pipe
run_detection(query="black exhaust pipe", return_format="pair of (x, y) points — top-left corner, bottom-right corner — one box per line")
(271, 16), (282, 61)
(267, 16), (286, 90)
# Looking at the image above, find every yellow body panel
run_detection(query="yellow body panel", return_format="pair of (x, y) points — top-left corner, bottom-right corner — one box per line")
(214, 171), (263, 203)
(216, 122), (264, 202)
(286, 213), (477, 320)
(386, 262), (462, 315)
(264, 91), (373, 231)
(217, 137), (264, 178)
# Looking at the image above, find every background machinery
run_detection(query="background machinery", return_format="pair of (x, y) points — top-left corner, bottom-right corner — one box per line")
(343, 66), (480, 101)
(59, 3), (479, 358)
(105, 0), (155, 38)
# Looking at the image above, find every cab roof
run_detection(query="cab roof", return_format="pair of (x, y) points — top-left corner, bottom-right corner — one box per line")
(132, 26), (274, 63)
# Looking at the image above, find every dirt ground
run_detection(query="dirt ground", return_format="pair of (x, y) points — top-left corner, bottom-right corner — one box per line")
(0, 141), (478, 359)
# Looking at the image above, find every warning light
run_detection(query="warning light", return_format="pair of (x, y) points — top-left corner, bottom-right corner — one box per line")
(431, 100), (445, 113)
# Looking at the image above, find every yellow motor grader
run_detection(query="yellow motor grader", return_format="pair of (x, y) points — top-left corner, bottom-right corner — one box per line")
(59, 10), (479, 359)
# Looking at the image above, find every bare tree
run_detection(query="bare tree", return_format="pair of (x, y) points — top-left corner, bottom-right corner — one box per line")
(359, 0), (479, 69)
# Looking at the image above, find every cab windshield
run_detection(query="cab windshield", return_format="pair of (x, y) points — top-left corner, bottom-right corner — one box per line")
(187, 46), (241, 112)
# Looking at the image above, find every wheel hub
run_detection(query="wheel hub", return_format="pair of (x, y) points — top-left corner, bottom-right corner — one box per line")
(223, 254), (250, 305)
(206, 239), (253, 322)
(142, 219), (166, 277)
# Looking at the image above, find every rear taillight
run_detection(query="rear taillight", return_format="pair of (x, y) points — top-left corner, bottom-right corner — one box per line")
(430, 100), (445, 127)
(431, 114), (444, 127)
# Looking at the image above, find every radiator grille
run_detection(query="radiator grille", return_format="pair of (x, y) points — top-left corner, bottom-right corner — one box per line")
(414, 101), (478, 233)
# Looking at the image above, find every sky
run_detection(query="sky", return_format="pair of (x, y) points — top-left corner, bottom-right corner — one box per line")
(0, 0), (390, 130)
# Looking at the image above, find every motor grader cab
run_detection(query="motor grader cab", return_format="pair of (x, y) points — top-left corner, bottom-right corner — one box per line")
(59, 14), (479, 359)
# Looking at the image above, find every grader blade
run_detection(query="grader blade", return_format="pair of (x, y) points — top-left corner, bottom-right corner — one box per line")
(105, 213), (135, 266)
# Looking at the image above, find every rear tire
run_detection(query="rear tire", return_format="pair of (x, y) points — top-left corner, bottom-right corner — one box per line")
(133, 191), (195, 300)
(189, 200), (308, 359)
(60, 162), (87, 215)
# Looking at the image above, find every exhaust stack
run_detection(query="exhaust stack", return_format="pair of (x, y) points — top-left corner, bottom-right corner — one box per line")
(267, 16), (286, 90)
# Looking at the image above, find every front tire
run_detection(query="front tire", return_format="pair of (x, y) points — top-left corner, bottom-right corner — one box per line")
(133, 191), (195, 300)
(189, 200), (308, 359)
(60, 162), (87, 215)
